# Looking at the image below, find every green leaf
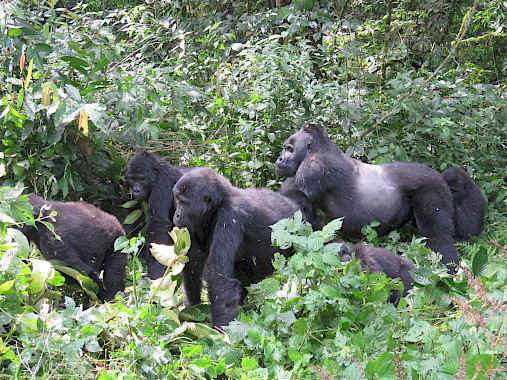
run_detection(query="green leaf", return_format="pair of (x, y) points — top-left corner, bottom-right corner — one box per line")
(124, 209), (142, 225)
(410, 267), (434, 285)
(0, 280), (15, 294)
(121, 199), (138, 208)
(241, 357), (258, 372)
(50, 260), (99, 299)
(471, 246), (488, 276)
(322, 218), (343, 237)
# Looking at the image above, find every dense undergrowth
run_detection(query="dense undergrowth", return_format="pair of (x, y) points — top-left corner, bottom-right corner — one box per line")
(0, 0), (506, 378)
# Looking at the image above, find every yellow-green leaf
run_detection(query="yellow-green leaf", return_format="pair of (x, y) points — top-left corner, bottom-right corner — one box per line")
(42, 83), (51, 109)
(24, 59), (34, 90)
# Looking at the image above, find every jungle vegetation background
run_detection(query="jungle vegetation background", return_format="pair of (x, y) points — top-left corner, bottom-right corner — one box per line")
(0, 0), (506, 378)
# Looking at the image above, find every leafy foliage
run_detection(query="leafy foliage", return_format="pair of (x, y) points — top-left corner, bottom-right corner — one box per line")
(0, 0), (506, 378)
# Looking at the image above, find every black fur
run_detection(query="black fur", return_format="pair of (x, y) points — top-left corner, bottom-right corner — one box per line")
(276, 123), (476, 272)
(337, 239), (415, 306)
(442, 167), (486, 242)
(21, 194), (126, 301)
(173, 168), (300, 328)
(279, 184), (322, 230)
(124, 151), (186, 279)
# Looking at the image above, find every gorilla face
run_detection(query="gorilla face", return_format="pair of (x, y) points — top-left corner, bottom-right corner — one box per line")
(275, 129), (313, 177)
(125, 153), (158, 200)
(173, 170), (223, 233)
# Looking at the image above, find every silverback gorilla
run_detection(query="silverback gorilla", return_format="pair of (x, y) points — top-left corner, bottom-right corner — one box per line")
(21, 194), (126, 301)
(172, 167), (301, 328)
(336, 239), (415, 306)
(124, 151), (186, 279)
(442, 167), (487, 243)
(276, 124), (484, 272)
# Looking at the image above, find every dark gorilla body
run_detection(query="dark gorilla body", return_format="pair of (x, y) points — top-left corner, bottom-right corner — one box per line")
(276, 124), (483, 271)
(442, 167), (486, 243)
(124, 151), (186, 279)
(336, 239), (415, 306)
(173, 168), (301, 328)
(21, 194), (127, 301)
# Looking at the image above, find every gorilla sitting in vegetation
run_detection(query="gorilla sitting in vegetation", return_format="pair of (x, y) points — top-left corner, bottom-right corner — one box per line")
(124, 151), (186, 279)
(20, 194), (126, 301)
(276, 124), (485, 272)
(442, 167), (487, 243)
(172, 167), (301, 328)
(336, 238), (415, 306)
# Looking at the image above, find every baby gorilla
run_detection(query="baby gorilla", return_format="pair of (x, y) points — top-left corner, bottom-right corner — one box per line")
(20, 194), (127, 301)
(336, 238), (415, 306)
(173, 168), (300, 328)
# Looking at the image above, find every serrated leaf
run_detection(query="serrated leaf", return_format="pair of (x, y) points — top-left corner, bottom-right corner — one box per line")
(471, 247), (488, 276)
(322, 218), (343, 237)
(409, 267), (434, 285)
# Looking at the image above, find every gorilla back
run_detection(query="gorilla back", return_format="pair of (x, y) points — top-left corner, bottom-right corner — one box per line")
(173, 167), (300, 328)
(21, 194), (127, 301)
(276, 123), (477, 271)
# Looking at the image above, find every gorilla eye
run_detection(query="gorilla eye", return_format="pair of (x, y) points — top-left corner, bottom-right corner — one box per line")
(286, 145), (294, 153)
(153, 167), (158, 174)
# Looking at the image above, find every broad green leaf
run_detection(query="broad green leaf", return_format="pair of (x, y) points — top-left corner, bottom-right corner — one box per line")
(124, 209), (142, 225)
(241, 357), (258, 372)
(150, 243), (178, 267)
(121, 199), (139, 209)
(0, 280), (15, 294)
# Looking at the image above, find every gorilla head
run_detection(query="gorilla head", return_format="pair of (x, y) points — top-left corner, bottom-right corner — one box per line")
(276, 123), (335, 177)
(125, 151), (160, 200)
(173, 168), (228, 233)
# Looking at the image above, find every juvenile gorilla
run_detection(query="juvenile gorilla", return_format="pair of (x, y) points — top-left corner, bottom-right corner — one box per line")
(173, 168), (300, 328)
(336, 239), (415, 306)
(125, 151), (186, 279)
(21, 194), (126, 301)
(276, 124), (483, 272)
(442, 167), (487, 242)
